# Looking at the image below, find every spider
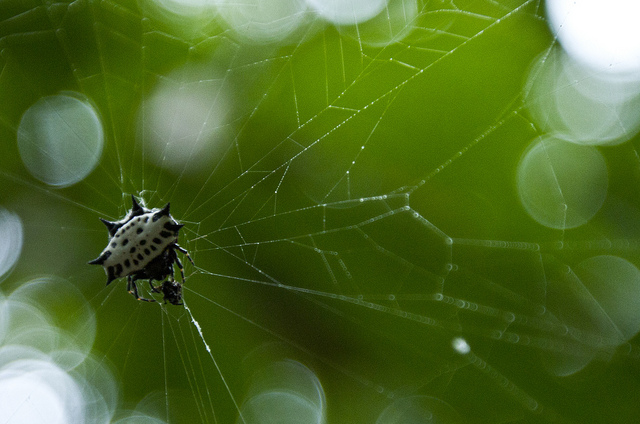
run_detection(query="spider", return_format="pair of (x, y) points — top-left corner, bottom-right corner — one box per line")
(89, 195), (193, 304)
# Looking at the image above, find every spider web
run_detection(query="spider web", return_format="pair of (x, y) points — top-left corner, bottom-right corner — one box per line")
(1, 0), (640, 423)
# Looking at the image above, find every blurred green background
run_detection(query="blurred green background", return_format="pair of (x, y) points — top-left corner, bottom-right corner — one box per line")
(1, 0), (640, 423)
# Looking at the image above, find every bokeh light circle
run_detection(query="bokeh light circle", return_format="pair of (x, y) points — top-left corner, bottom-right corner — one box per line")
(138, 67), (230, 174)
(0, 277), (116, 422)
(573, 255), (640, 343)
(338, 0), (418, 46)
(546, 0), (640, 74)
(8, 277), (97, 368)
(0, 354), (84, 424)
(0, 208), (23, 280)
(516, 136), (608, 229)
(525, 48), (640, 146)
(238, 360), (325, 424)
(216, 0), (308, 44)
(544, 255), (640, 377)
(17, 93), (104, 187)
(306, 0), (387, 26)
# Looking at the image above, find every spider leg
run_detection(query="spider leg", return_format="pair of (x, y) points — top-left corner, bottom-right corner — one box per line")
(174, 243), (195, 266)
(148, 278), (161, 293)
(172, 243), (192, 285)
(168, 250), (176, 282)
(128, 276), (155, 302)
(174, 255), (186, 284)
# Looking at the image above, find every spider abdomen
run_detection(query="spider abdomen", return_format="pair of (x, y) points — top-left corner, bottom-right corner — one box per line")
(105, 214), (177, 278)
(89, 196), (185, 284)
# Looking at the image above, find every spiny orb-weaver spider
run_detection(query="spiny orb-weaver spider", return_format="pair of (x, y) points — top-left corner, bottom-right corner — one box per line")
(89, 195), (193, 305)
